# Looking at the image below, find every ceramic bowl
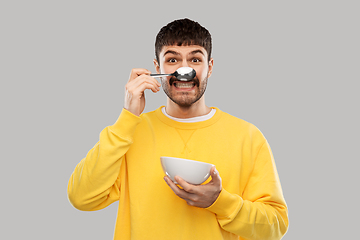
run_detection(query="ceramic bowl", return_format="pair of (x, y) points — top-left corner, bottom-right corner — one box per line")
(160, 156), (214, 185)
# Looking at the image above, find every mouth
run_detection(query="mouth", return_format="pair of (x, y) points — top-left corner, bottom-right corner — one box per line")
(173, 81), (196, 89)
(169, 76), (199, 90)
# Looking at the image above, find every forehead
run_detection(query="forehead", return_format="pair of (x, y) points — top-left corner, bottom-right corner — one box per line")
(159, 45), (208, 58)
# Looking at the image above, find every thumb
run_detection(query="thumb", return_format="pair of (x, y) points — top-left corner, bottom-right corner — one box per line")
(210, 166), (221, 184)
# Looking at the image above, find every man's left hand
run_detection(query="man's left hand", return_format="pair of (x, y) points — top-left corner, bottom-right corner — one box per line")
(164, 166), (222, 208)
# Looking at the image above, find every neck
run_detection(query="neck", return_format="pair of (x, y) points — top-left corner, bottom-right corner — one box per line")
(165, 96), (211, 118)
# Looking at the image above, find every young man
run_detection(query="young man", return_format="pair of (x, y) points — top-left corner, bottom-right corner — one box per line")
(68, 18), (289, 240)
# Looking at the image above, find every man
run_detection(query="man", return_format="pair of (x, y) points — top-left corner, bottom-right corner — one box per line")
(68, 18), (289, 240)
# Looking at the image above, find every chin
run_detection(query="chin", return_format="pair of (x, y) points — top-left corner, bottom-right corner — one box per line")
(170, 94), (204, 108)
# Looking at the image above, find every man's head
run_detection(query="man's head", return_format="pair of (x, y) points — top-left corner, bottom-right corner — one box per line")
(155, 18), (212, 65)
(154, 19), (213, 108)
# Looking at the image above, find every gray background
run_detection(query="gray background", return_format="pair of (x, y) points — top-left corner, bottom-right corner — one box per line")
(1, 0), (359, 239)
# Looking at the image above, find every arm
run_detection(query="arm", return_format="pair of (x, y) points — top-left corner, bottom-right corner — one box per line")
(67, 68), (160, 211)
(67, 109), (141, 211)
(165, 140), (288, 240)
(206, 140), (289, 240)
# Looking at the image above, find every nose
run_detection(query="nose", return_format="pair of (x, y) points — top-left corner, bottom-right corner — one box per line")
(180, 60), (189, 68)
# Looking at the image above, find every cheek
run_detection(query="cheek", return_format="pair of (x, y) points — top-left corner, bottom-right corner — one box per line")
(160, 65), (177, 74)
(195, 67), (209, 79)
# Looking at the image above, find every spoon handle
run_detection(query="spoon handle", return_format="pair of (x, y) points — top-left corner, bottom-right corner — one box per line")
(150, 73), (172, 78)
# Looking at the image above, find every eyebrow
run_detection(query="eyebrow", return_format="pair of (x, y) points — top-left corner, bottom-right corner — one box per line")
(163, 49), (206, 57)
(189, 50), (205, 56)
(163, 50), (180, 56)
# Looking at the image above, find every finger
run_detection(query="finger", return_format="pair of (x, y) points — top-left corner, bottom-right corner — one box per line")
(164, 176), (191, 199)
(135, 75), (161, 89)
(174, 176), (195, 193)
(129, 68), (152, 81)
(132, 80), (160, 93)
(163, 176), (180, 191)
(129, 69), (162, 88)
(209, 166), (221, 185)
(150, 76), (162, 88)
(126, 76), (160, 93)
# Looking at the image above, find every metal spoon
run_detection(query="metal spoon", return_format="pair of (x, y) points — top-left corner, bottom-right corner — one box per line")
(150, 67), (196, 81)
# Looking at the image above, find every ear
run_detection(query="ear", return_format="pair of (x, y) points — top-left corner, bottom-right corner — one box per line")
(153, 59), (160, 74)
(207, 58), (214, 77)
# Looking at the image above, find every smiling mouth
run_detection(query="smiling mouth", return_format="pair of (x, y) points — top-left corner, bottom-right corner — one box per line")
(170, 76), (199, 89)
(174, 81), (196, 89)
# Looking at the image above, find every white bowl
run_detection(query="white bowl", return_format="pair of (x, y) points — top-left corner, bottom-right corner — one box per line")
(160, 156), (214, 185)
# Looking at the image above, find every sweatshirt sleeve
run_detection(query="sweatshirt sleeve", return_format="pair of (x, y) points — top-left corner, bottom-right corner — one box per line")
(206, 140), (289, 240)
(67, 108), (141, 211)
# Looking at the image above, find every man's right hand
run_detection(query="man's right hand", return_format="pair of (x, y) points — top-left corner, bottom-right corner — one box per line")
(124, 68), (161, 116)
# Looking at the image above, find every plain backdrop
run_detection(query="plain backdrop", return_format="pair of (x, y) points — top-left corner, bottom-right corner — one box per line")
(1, 0), (359, 239)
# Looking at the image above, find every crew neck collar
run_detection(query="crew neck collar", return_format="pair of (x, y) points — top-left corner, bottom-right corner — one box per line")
(161, 107), (216, 123)
(155, 106), (222, 130)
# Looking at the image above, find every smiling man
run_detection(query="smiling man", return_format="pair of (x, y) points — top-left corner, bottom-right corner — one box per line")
(68, 18), (289, 240)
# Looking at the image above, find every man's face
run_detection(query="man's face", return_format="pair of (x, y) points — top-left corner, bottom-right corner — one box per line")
(154, 45), (213, 108)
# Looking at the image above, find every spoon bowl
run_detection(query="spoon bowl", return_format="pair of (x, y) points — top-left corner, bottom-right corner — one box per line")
(150, 67), (196, 81)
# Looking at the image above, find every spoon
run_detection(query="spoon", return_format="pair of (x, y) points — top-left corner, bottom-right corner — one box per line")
(150, 67), (196, 81)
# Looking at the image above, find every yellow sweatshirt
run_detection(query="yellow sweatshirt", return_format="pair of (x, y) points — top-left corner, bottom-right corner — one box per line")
(68, 107), (289, 240)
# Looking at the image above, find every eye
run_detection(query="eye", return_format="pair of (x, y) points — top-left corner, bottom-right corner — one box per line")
(168, 58), (177, 63)
(192, 58), (201, 63)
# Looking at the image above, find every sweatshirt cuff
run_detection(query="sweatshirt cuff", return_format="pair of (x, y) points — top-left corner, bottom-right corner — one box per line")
(109, 108), (142, 140)
(206, 188), (244, 218)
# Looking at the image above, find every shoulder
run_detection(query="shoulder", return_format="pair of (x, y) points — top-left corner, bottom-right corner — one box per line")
(217, 108), (256, 128)
(135, 108), (163, 129)
(139, 108), (158, 121)
(216, 108), (265, 140)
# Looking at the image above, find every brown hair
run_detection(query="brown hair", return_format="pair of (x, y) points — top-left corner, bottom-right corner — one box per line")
(155, 18), (212, 63)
